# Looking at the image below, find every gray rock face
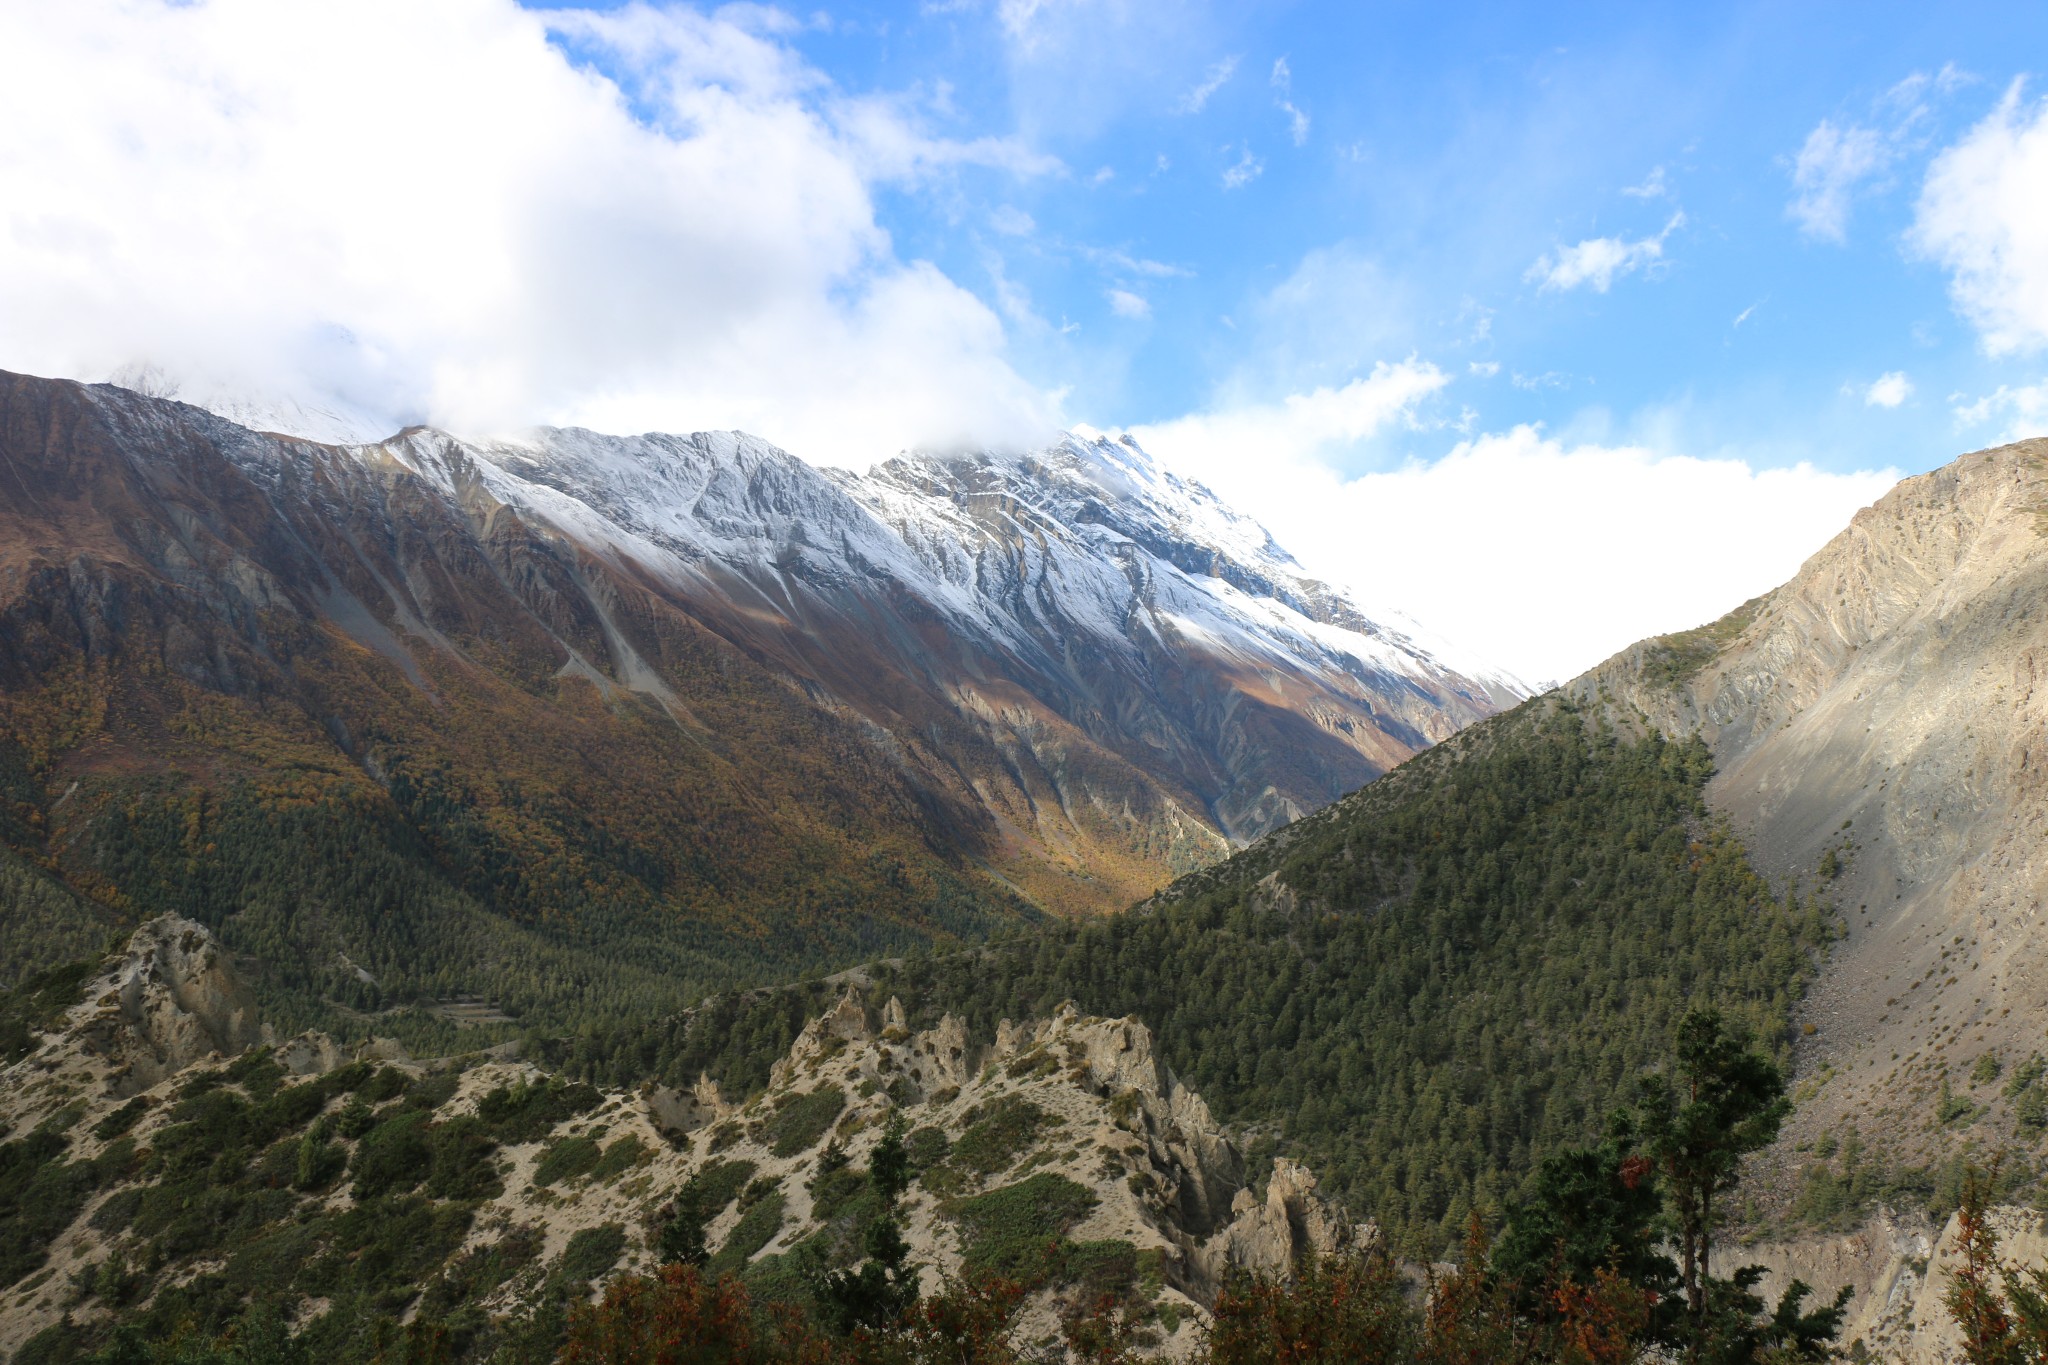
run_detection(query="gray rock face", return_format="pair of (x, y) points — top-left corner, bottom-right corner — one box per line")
(64, 913), (267, 1096)
(1561, 439), (2048, 1360)
(1572, 440), (2048, 1170)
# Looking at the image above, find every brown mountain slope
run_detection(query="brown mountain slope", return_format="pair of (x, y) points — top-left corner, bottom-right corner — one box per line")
(0, 369), (1510, 1041)
(1571, 437), (2048, 1185)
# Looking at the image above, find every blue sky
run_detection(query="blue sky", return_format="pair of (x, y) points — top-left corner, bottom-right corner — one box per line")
(753, 0), (2048, 476)
(5, 1), (2048, 678)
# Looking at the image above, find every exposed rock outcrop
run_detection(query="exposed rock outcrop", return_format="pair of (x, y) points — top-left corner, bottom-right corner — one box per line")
(0, 931), (1361, 1360)
(1571, 440), (2048, 1177)
(7, 914), (267, 1120)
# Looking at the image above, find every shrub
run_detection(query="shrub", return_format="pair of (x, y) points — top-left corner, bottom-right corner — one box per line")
(476, 1077), (603, 1144)
(533, 1135), (603, 1188)
(766, 1087), (845, 1159)
(952, 1096), (1056, 1177)
(946, 1173), (1098, 1282)
(90, 1098), (150, 1143)
(680, 1160), (757, 1220)
(425, 1117), (501, 1200)
(807, 1165), (868, 1222)
(559, 1223), (628, 1290)
(351, 1110), (433, 1200)
(591, 1135), (651, 1184)
(904, 1126), (951, 1172)
(710, 1192), (785, 1272)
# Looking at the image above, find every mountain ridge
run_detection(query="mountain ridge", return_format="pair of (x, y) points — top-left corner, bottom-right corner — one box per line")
(0, 367), (1515, 1048)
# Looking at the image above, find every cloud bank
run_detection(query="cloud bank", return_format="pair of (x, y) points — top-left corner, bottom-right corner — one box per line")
(1135, 385), (1895, 683)
(0, 0), (1061, 462)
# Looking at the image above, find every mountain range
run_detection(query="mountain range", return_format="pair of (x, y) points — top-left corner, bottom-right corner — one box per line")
(0, 368), (1517, 1038)
(5, 358), (2048, 1361)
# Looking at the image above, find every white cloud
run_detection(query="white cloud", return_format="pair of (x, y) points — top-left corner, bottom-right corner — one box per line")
(989, 205), (1037, 236)
(1279, 101), (1311, 146)
(1107, 289), (1152, 320)
(1269, 56), (1308, 144)
(1131, 407), (1897, 683)
(1175, 55), (1239, 114)
(1221, 144), (1264, 189)
(1953, 377), (2048, 440)
(1787, 119), (1891, 241)
(1733, 302), (1760, 328)
(1863, 371), (1913, 407)
(1622, 166), (1669, 199)
(1077, 246), (1189, 279)
(0, 0), (1062, 464)
(1527, 214), (1685, 293)
(1136, 360), (1449, 461)
(1468, 361), (1500, 377)
(1910, 80), (2048, 355)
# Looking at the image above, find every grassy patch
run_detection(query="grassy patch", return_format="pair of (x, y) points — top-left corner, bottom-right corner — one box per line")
(0, 958), (99, 1065)
(558, 1223), (627, 1289)
(475, 1077), (603, 1144)
(1637, 599), (1760, 690)
(710, 1191), (786, 1272)
(681, 1159), (757, 1219)
(91, 1097), (153, 1142)
(591, 1135), (652, 1183)
(904, 1126), (951, 1172)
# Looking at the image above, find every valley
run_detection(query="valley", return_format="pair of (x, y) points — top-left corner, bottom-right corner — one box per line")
(4, 375), (2048, 1363)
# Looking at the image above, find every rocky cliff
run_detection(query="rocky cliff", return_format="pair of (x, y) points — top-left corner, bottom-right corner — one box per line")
(0, 917), (1362, 1361)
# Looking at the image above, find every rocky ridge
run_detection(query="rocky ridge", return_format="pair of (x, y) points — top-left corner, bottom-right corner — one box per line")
(0, 367), (1516, 1021)
(1563, 437), (2048, 1360)
(1573, 439), (2048, 1159)
(0, 917), (1362, 1360)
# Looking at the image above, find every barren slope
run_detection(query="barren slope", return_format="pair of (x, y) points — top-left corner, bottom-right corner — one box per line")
(1573, 438), (2048, 1187)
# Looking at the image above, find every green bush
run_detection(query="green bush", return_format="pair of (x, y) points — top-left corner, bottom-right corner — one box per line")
(807, 1165), (868, 1221)
(951, 1096), (1056, 1176)
(91, 1098), (153, 1142)
(679, 1159), (756, 1219)
(425, 1117), (501, 1200)
(767, 1086), (846, 1158)
(591, 1135), (651, 1183)
(225, 1050), (286, 1101)
(351, 1110), (433, 1199)
(475, 1077), (603, 1144)
(359, 1067), (411, 1105)
(904, 1126), (950, 1171)
(532, 1135), (602, 1187)
(946, 1173), (1098, 1281)
(558, 1223), (627, 1289)
(710, 1191), (785, 1271)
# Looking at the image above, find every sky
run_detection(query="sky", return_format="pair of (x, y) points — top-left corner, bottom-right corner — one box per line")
(4, 2), (2048, 683)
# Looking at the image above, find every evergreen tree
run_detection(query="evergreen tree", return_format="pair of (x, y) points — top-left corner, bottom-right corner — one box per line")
(1631, 1008), (1790, 1351)
(813, 1111), (920, 1336)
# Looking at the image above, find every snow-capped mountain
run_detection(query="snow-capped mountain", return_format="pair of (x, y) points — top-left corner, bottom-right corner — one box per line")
(350, 418), (1522, 841)
(0, 370), (1522, 937)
